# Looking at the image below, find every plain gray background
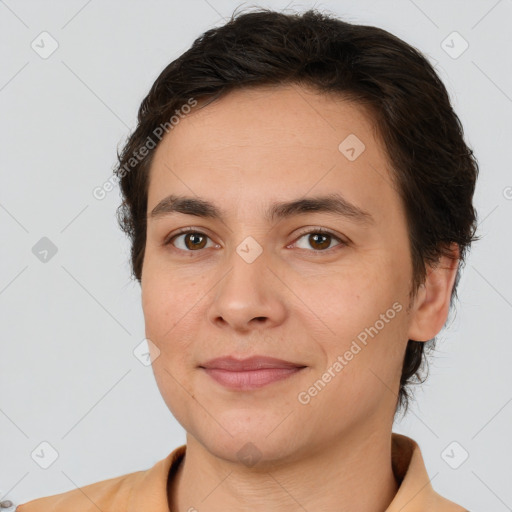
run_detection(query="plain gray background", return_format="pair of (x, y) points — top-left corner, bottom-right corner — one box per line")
(1, 0), (511, 510)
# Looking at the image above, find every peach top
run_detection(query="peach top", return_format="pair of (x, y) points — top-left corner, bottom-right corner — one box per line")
(17, 433), (469, 511)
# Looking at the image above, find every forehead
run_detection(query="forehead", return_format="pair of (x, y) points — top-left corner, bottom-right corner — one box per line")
(146, 84), (399, 223)
(156, 84), (382, 155)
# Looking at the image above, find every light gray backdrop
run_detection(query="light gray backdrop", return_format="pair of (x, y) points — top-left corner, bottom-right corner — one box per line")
(1, 0), (511, 510)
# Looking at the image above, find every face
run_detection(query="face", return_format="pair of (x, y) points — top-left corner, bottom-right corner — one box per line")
(141, 84), (418, 466)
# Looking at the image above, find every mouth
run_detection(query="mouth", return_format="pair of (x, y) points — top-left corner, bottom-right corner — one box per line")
(199, 355), (307, 390)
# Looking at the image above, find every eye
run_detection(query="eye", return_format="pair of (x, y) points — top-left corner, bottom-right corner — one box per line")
(165, 228), (218, 251)
(291, 228), (345, 253)
(164, 227), (346, 254)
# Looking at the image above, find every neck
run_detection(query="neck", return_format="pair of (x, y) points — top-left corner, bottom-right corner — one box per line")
(168, 427), (399, 512)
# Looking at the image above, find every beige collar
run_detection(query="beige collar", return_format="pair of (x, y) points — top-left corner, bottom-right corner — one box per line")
(127, 433), (468, 511)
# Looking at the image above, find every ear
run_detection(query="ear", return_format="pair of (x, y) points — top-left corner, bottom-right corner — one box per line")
(407, 243), (460, 342)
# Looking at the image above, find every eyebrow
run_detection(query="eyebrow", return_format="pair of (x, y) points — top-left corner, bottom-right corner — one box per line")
(149, 193), (374, 225)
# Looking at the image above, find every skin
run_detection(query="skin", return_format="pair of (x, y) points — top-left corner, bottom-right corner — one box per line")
(141, 83), (459, 512)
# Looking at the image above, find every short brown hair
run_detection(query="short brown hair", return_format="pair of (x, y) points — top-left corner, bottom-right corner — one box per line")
(114, 7), (479, 416)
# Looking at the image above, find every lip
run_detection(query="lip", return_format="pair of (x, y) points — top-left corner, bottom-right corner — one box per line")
(200, 355), (305, 371)
(199, 356), (306, 390)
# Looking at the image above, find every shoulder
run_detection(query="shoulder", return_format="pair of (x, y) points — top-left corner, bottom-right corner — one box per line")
(15, 445), (186, 512)
(390, 433), (470, 512)
(430, 489), (470, 511)
(15, 469), (144, 512)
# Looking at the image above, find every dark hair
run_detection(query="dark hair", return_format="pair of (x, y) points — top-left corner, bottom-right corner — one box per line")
(114, 7), (479, 416)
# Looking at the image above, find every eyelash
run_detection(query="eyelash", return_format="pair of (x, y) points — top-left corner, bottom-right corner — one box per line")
(164, 227), (347, 255)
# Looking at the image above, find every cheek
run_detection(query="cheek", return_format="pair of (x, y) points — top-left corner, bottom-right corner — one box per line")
(141, 267), (199, 356)
(142, 271), (198, 410)
(307, 260), (407, 377)
(142, 250), (201, 318)
(141, 273), (212, 435)
(306, 261), (398, 331)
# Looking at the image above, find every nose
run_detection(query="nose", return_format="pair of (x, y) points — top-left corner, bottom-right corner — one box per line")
(206, 244), (287, 332)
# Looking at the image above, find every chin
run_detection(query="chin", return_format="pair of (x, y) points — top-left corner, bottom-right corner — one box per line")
(188, 420), (307, 470)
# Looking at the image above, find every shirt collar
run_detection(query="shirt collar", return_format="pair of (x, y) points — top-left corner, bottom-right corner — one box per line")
(127, 433), (464, 512)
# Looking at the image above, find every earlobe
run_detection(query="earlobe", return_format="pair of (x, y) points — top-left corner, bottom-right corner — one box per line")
(406, 243), (460, 342)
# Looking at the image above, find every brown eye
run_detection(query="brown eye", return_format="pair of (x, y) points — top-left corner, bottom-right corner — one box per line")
(292, 229), (345, 253)
(183, 233), (208, 250)
(308, 233), (332, 250)
(167, 231), (214, 251)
